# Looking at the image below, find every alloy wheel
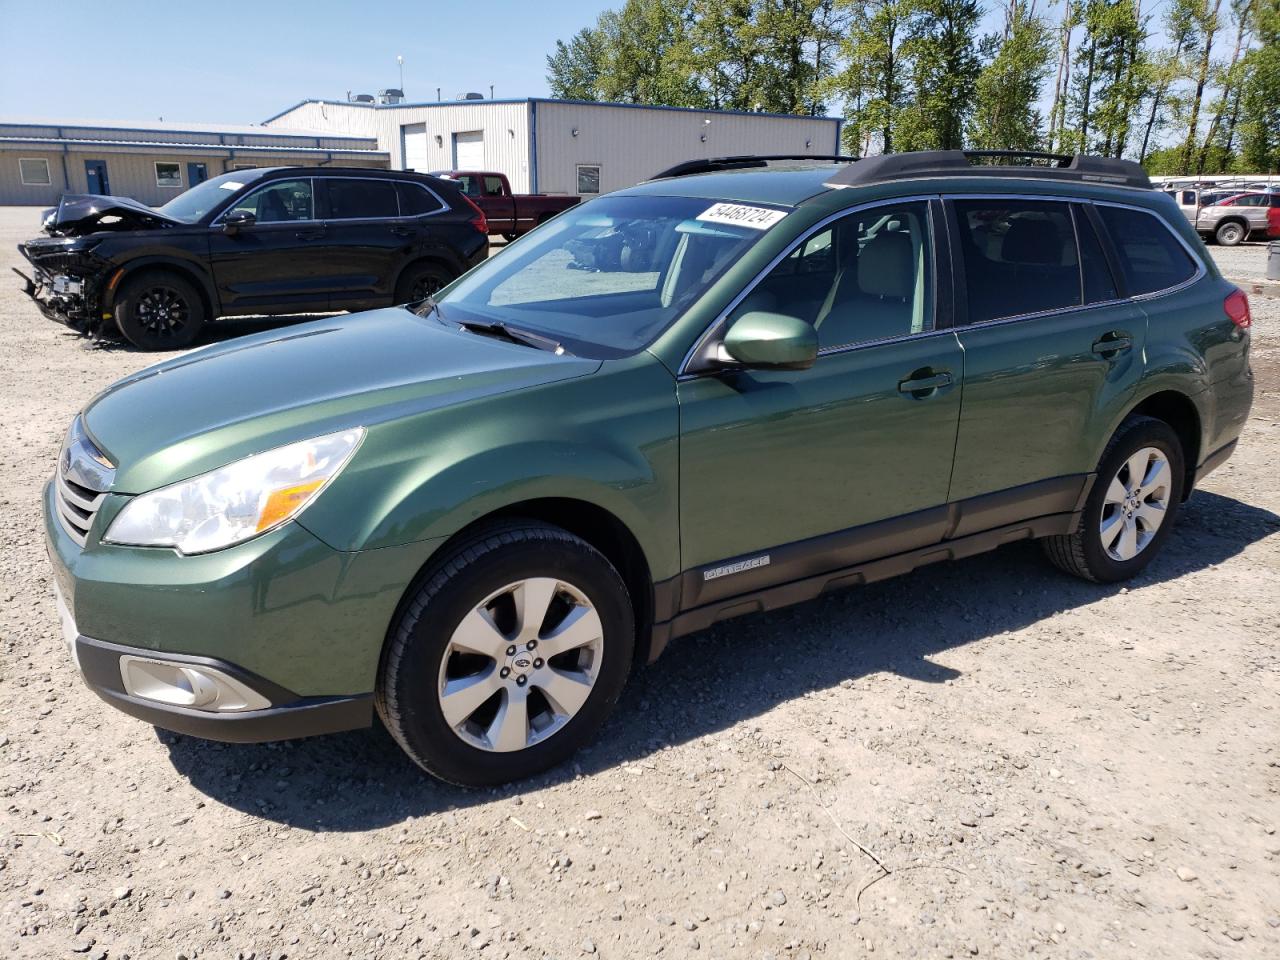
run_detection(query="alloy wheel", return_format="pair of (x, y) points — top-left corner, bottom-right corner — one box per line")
(1099, 446), (1172, 562)
(135, 286), (189, 337)
(437, 577), (603, 752)
(411, 275), (444, 301)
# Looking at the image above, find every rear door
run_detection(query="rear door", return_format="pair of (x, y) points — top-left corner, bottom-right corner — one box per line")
(207, 177), (331, 313)
(315, 176), (406, 309)
(944, 197), (1146, 516)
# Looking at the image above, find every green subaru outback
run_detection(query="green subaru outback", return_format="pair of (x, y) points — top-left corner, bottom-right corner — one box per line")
(45, 151), (1253, 786)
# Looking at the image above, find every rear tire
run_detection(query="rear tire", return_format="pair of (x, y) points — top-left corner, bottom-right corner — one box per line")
(376, 521), (635, 786)
(394, 262), (454, 304)
(1215, 220), (1247, 246)
(1043, 416), (1185, 583)
(113, 270), (207, 351)
(502, 232), (519, 242)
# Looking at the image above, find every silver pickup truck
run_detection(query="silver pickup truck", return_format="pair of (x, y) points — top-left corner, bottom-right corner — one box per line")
(1164, 188), (1280, 246)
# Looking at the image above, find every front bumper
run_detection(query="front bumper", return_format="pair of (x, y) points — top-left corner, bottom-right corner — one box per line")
(44, 478), (442, 742)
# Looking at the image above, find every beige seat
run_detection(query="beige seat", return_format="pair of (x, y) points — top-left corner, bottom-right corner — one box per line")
(814, 230), (918, 348)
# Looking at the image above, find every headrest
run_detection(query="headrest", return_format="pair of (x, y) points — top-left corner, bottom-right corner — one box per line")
(858, 231), (914, 299)
(1001, 217), (1063, 265)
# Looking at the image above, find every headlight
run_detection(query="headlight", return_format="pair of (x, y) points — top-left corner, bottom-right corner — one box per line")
(104, 428), (364, 555)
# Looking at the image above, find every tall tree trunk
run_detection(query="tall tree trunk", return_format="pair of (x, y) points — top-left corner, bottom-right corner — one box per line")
(1139, 87), (1162, 163)
(1181, 0), (1222, 172)
(1197, 8), (1248, 172)
(1080, 36), (1097, 152)
(1048, 2), (1071, 151)
(1115, 0), (1143, 157)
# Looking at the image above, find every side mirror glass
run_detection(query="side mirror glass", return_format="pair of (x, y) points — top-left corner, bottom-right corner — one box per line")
(721, 311), (819, 370)
(222, 209), (256, 234)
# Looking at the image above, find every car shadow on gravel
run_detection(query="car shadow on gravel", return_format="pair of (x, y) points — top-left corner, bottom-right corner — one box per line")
(161, 489), (1280, 829)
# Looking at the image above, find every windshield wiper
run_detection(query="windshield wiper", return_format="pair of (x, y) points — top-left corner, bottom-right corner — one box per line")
(455, 318), (566, 354)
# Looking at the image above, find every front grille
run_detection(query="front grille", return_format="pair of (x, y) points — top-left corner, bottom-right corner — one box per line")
(54, 416), (113, 548)
(54, 469), (105, 547)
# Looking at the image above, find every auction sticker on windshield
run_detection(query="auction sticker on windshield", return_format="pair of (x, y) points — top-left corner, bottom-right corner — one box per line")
(696, 203), (787, 230)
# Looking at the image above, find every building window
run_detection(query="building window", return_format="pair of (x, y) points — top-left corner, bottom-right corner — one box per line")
(155, 162), (182, 188)
(19, 158), (51, 186)
(232, 163), (257, 170)
(576, 164), (601, 195)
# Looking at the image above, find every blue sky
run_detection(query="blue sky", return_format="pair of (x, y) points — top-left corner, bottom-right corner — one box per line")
(0, 0), (617, 124)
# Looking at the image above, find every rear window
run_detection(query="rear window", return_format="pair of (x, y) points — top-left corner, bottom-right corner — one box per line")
(1095, 206), (1197, 296)
(396, 181), (444, 216)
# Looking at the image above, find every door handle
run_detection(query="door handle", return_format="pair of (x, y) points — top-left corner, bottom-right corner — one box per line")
(897, 370), (954, 397)
(295, 229), (325, 241)
(1092, 333), (1133, 356)
(390, 226), (415, 238)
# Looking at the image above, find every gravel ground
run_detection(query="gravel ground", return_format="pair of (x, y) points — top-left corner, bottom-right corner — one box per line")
(1209, 240), (1274, 283)
(2, 205), (1278, 960)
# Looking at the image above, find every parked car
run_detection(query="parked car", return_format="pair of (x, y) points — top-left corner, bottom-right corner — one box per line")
(46, 151), (1253, 785)
(17, 167), (489, 350)
(1192, 192), (1280, 246)
(431, 170), (579, 241)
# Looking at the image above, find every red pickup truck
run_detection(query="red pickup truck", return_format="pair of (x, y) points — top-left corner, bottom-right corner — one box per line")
(431, 171), (580, 240)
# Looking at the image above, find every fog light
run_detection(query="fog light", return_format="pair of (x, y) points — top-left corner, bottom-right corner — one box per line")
(119, 656), (271, 712)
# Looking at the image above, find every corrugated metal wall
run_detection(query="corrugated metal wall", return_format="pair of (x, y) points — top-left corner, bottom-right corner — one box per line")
(268, 101), (534, 191)
(534, 102), (840, 196)
(267, 99), (841, 198)
(0, 147), (387, 206)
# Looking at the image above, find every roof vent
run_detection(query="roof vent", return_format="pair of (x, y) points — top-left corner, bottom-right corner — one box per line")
(457, 92), (485, 101)
(349, 93), (376, 104)
(378, 88), (404, 104)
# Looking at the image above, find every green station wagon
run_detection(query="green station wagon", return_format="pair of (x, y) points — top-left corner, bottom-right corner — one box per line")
(46, 151), (1254, 786)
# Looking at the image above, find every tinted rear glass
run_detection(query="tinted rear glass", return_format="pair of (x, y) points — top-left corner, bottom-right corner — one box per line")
(1095, 206), (1197, 296)
(397, 181), (444, 216)
(953, 200), (1080, 323)
(324, 178), (399, 219)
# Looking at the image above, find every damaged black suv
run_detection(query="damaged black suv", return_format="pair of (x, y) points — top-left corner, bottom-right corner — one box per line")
(17, 166), (489, 350)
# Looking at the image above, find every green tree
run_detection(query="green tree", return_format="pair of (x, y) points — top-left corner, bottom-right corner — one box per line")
(1238, 0), (1280, 170)
(835, 0), (917, 153)
(970, 1), (1054, 150)
(898, 0), (983, 150)
(546, 28), (606, 101)
(1178, 0), (1224, 171)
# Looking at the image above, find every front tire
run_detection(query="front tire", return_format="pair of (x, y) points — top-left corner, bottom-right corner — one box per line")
(1043, 416), (1184, 583)
(376, 521), (635, 786)
(113, 270), (207, 350)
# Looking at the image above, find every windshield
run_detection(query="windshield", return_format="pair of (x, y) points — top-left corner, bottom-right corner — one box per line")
(157, 171), (263, 223)
(435, 195), (781, 358)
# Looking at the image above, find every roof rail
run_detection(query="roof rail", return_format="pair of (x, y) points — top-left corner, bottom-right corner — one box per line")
(651, 154), (857, 180)
(825, 150), (1151, 190)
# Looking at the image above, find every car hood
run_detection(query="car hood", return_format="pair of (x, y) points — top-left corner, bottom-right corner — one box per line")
(42, 194), (182, 236)
(83, 308), (600, 493)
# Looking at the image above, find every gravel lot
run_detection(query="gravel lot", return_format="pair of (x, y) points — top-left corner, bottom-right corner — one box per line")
(2, 206), (1278, 960)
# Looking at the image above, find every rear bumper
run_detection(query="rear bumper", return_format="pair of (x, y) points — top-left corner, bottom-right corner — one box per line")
(74, 633), (372, 742)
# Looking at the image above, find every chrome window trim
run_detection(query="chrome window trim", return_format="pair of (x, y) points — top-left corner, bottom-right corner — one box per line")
(211, 175), (450, 226)
(678, 193), (938, 377)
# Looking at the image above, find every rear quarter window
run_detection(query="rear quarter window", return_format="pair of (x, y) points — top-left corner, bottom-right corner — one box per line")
(396, 181), (444, 216)
(1096, 206), (1198, 296)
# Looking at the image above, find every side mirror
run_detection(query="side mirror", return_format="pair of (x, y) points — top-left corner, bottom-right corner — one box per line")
(720, 311), (819, 370)
(222, 209), (256, 234)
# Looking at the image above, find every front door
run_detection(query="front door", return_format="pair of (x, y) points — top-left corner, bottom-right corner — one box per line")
(677, 199), (963, 608)
(207, 177), (331, 313)
(945, 198), (1147, 505)
(187, 162), (208, 186)
(84, 159), (110, 195)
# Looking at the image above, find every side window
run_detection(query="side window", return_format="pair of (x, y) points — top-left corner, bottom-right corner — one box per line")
(953, 199), (1079, 324)
(1096, 206), (1197, 296)
(452, 175), (480, 197)
(727, 200), (933, 350)
(1180, 190), (1196, 206)
(1234, 195), (1266, 207)
(322, 178), (399, 219)
(226, 179), (314, 223)
(396, 181), (444, 216)
(1075, 207), (1119, 304)
(483, 175), (506, 197)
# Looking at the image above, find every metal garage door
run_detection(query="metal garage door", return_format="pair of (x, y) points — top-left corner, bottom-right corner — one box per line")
(403, 123), (429, 172)
(453, 130), (484, 169)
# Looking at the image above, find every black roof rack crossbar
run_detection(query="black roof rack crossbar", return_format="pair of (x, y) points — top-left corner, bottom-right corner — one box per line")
(651, 154), (858, 180)
(825, 150), (1151, 190)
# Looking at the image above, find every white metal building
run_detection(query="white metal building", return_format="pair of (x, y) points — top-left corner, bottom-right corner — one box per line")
(0, 118), (389, 206)
(264, 98), (843, 197)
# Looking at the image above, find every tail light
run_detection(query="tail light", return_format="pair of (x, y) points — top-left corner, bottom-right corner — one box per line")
(460, 194), (488, 236)
(1225, 288), (1252, 330)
